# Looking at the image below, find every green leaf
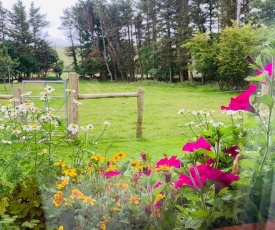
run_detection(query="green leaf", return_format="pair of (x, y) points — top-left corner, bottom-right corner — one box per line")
(239, 158), (260, 171)
(152, 183), (166, 198)
(199, 149), (215, 160)
(185, 216), (205, 229)
(192, 210), (209, 219)
(218, 126), (235, 137)
(246, 75), (267, 82)
(254, 94), (274, 110)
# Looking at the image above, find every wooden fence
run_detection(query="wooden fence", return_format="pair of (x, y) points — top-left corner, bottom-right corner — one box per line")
(68, 74), (144, 138)
(0, 88), (22, 105)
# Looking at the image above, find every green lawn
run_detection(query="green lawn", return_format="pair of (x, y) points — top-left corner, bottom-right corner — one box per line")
(0, 80), (236, 161)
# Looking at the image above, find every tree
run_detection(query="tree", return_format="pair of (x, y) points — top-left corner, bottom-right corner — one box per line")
(29, 1), (50, 50)
(8, 0), (32, 45)
(183, 32), (219, 83)
(0, 1), (8, 41)
(216, 23), (262, 89)
(247, 0), (275, 27)
(60, 7), (78, 70)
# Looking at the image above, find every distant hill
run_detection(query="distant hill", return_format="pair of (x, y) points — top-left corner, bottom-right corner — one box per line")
(54, 46), (73, 67)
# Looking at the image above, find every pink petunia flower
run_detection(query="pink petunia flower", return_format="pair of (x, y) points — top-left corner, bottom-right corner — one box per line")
(174, 164), (239, 193)
(223, 145), (240, 159)
(221, 84), (257, 113)
(156, 156), (181, 168)
(182, 136), (212, 152)
(104, 170), (121, 178)
(256, 63), (273, 77)
(140, 153), (147, 162)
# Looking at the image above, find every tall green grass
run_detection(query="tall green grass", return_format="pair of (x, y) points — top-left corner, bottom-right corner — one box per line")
(0, 80), (237, 160)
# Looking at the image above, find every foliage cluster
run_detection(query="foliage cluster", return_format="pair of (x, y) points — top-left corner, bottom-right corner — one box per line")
(183, 23), (271, 90)
(0, 1), (63, 80)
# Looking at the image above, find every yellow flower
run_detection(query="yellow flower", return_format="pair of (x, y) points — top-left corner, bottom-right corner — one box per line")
(114, 183), (129, 190)
(56, 180), (69, 190)
(155, 193), (165, 202)
(113, 207), (120, 212)
(115, 151), (126, 159)
(54, 161), (66, 168)
(105, 166), (117, 172)
(99, 221), (106, 230)
(130, 160), (140, 167)
(63, 168), (77, 177)
(82, 196), (96, 205)
(91, 155), (105, 162)
(58, 226), (64, 230)
(129, 195), (140, 205)
(109, 156), (119, 163)
(53, 191), (63, 207)
(154, 165), (170, 172)
(70, 189), (83, 199)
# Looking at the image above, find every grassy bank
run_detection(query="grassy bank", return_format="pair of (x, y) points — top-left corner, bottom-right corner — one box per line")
(0, 80), (237, 160)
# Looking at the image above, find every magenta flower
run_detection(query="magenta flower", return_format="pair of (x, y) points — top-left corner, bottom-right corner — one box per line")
(223, 145), (240, 159)
(182, 136), (212, 152)
(257, 63), (273, 77)
(174, 164), (239, 193)
(221, 84), (257, 113)
(104, 170), (121, 178)
(140, 153), (147, 162)
(156, 156), (181, 168)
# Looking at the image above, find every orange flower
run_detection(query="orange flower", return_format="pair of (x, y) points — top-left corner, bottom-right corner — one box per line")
(58, 226), (64, 230)
(53, 191), (63, 207)
(70, 189), (83, 199)
(63, 168), (77, 177)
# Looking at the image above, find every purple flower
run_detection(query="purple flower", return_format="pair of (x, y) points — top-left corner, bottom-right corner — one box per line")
(182, 136), (212, 152)
(221, 84), (257, 113)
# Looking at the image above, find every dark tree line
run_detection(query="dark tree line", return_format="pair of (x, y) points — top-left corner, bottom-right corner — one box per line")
(59, 0), (275, 83)
(1, 0), (274, 83)
(0, 0), (63, 80)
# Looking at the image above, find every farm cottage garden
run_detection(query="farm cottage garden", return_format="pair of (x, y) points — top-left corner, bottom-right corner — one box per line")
(1, 41), (275, 229)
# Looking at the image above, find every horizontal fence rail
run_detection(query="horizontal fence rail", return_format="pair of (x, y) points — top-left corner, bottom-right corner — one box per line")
(69, 74), (144, 138)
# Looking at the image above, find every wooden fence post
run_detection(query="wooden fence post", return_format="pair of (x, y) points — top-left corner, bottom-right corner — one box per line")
(13, 88), (22, 106)
(68, 74), (79, 126)
(136, 87), (144, 138)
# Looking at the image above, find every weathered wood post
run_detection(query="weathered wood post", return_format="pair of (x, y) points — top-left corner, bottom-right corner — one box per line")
(13, 87), (22, 106)
(68, 74), (79, 126)
(136, 87), (144, 138)
(261, 84), (269, 96)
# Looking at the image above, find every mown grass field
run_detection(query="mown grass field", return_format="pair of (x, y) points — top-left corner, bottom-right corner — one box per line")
(0, 80), (237, 161)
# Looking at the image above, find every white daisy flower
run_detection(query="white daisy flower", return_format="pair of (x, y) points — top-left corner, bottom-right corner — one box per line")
(103, 121), (110, 126)
(2, 139), (12, 144)
(68, 123), (79, 134)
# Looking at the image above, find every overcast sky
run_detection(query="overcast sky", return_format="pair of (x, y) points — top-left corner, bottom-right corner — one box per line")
(3, 0), (79, 46)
